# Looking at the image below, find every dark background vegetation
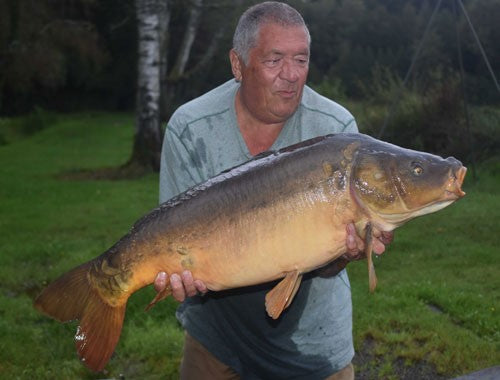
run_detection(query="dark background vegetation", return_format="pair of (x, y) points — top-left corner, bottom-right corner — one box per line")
(1, 0), (499, 167)
(0, 1), (498, 378)
(2, 0), (499, 111)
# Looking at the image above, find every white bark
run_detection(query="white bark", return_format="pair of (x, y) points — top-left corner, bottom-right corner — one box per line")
(136, 0), (161, 132)
(159, 2), (171, 121)
(133, 0), (168, 169)
(170, 0), (203, 79)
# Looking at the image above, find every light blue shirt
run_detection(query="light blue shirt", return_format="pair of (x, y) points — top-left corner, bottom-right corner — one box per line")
(160, 79), (357, 379)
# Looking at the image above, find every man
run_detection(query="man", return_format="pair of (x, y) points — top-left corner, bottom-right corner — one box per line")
(156, 2), (391, 379)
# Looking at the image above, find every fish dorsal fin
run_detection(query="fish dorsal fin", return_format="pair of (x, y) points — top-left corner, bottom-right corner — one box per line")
(365, 222), (378, 293)
(265, 270), (302, 319)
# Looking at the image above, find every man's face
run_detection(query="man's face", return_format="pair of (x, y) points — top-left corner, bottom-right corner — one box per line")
(232, 23), (310, 124)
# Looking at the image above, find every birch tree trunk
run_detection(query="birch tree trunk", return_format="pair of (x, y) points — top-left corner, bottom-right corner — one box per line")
(130, 0), (169, 172)
(169, 0), (203, 80)
(160, 0), (203, 121)
(159, 0), (230, 120)
(158, 3), (171, 123)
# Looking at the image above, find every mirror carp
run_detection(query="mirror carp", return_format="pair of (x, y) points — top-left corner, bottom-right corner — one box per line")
(34, 133), (466, 372)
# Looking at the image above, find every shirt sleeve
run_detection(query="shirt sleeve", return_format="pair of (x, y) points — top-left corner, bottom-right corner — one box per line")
(159, 123), (204, 204)
(343, 117), (359, 133)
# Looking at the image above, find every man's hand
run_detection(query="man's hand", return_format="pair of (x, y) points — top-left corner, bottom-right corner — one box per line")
(345, 223), (393, 259)
(316, 222), (394, 278)
(154, 270), (208, 302)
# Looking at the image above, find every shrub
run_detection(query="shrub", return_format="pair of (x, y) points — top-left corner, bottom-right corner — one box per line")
(19, 106), (58, 135)
(355, 66), (500, 165)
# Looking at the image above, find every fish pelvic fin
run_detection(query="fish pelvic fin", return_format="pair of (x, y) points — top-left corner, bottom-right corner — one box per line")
(145, 285), (172, 312)
(365, 223), (378, 293)
(34, 263), (127, 372)
(265, 270), (302, 319)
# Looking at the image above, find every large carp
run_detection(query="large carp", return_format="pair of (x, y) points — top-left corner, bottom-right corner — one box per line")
(34, 133), (466, 372)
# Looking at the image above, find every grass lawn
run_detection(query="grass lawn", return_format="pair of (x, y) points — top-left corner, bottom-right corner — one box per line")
(0, 112), (498, 379)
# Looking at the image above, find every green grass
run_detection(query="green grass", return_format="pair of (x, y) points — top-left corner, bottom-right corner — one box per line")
(0, 113), (182, 379)
(0, 112), (498, 379)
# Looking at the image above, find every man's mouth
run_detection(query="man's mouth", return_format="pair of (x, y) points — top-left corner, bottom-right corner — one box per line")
(276, 89), (296, 98)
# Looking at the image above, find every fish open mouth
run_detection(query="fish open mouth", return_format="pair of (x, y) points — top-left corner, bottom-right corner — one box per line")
(445, 166), (467, 199)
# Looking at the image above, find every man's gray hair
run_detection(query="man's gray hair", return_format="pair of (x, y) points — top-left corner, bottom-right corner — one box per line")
(233, 1), (311, 63)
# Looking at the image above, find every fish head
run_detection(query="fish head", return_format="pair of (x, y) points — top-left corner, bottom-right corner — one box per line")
(350, 142), (466, 229)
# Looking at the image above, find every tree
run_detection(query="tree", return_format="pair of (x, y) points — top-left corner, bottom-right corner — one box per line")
(0, 0), (107, 114)
(129, 0), (169, 173)
(129, 0), (240, 174)
(159, 0), (236, 121)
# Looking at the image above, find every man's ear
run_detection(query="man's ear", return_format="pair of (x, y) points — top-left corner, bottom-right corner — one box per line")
(229, 49), (243, 82)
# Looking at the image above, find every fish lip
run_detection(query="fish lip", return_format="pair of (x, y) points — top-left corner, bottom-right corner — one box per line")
(451, 166), (467, 198)
(457, 166), (467, 186)
(442, 166), (466, 199)
(444, 190), (462, 200)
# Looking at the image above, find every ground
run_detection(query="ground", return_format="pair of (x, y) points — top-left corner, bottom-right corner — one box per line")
(353, 337), (447, 380)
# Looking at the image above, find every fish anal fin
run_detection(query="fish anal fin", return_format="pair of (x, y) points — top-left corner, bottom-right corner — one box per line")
(265, 270), (302, 319)
(34, 262), (128, 372)
(284, 273), (303, 309)
(365, 223), (378, 293)
(145, 285), (172, 312)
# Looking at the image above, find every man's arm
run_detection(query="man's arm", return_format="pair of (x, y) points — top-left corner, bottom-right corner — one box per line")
(159, 125), (204, 203)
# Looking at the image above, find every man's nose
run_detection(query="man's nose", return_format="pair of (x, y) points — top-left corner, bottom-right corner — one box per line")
(279, 59), (299, 82)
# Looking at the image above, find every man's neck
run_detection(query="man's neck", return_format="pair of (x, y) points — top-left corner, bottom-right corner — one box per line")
(235, 90), (286, 156)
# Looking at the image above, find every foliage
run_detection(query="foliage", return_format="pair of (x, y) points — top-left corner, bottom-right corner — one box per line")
(1, 0), (499, 115)
(0, 0), (112, 114)
(0, 113), (499, 378)
(350, 65), (500, 166)
(310, 76), (347, 103)
(0, 106), (58, 145)
(17, 106), (58, 135)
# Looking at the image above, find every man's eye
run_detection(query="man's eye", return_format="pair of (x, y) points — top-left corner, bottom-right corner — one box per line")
(264, 58), (281, 67)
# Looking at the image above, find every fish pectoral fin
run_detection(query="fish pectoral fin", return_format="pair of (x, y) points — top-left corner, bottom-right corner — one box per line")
(365, 222), (378, 293)
(265, 270), (302, 320)
(145, 285), (172, 312)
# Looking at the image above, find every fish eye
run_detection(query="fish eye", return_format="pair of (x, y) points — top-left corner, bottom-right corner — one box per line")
(412, 163), (424, 176)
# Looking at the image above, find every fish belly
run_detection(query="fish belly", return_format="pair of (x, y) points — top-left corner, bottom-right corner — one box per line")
(153, 192), (349, 291)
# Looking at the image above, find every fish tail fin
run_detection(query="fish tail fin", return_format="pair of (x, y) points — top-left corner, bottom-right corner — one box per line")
(34, 263), (127, 372)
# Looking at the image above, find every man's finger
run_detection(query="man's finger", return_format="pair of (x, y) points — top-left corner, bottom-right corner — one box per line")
(346, 223), (364, 255)
(170, 273), (186, 302)
(154, 271), (167, 293)
(380, 231), (394, 245)
(372, 238), (386, 255)
(194, 279), (208, 295)
(181, 270), (198, 297)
